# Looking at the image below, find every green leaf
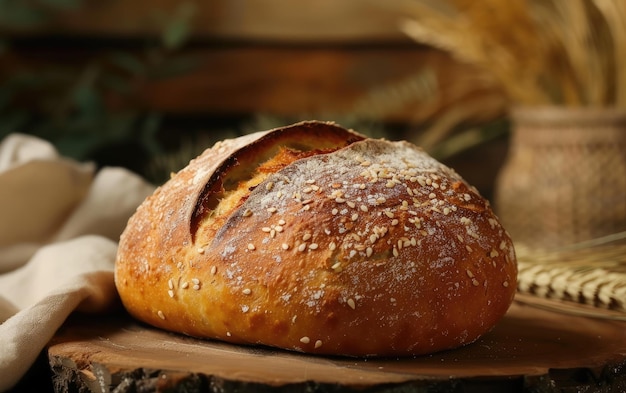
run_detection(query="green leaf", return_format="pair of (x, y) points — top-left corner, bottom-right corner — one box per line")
(0, 2), (46, 28)
(161, 2), (195, 49)
(72, 85), (104, 119)
(139, 112), (163, 155)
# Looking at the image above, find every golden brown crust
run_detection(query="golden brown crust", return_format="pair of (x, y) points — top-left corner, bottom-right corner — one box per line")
(115, 121), (517, 357)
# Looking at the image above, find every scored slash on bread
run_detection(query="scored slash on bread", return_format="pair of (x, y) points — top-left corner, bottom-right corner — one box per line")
(115, 121), (517, 357)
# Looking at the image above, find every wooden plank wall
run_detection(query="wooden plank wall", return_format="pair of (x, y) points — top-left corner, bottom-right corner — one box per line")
(0, 0), (508, 195)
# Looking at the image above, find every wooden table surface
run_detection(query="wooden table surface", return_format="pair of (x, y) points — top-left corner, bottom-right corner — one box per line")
(47, 298), (626, 392)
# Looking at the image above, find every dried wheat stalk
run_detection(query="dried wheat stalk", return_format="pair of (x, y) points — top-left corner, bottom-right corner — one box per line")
(389, 0), (626, 108)
(516, 231), (626, 319)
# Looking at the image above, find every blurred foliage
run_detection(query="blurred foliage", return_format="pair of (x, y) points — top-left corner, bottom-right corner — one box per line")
(0, 0), (197, 181)
(0, 1), (506, 185)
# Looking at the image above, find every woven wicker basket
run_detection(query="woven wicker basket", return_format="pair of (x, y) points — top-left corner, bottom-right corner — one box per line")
(495, 107), (626, 249)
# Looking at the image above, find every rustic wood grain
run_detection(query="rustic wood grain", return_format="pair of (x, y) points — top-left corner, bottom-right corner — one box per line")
(48, 300), (626, 392)
(0, 44), (503, 124)
(5, 0), (409, 43)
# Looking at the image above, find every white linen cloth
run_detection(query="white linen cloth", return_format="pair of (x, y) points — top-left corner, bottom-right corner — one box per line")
(0, 134), (155, 391)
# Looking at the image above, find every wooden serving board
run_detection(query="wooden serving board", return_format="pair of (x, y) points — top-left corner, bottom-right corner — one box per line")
(48, 298), (626, 393)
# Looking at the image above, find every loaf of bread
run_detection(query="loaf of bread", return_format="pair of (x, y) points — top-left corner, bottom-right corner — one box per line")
(115, 121), (517, 357)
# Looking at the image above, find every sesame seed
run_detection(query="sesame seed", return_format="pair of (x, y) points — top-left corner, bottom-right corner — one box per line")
(489, 218), (498, 229)
(490, 249), (500, 258)
(168, 290), (174, 298)
(298, 243), (307, 252)
(181, 282), (189, 289)
(266, 182), (274, 191)
(227, 332), (232, 337)
(278, 219), (286, 226)
(331, 208), (339, 215)
(503, 281), (509, 287)
(460, 217), (471, 225)
(385, 180), (395, 188)
(192, 278), (200, 285)
(391, 219), (399, 226)
(309, 243), (319, 250)
(168, 279), (174, 290)
(466, 269), (474, 278)
(349, 250), (357, 258)
(467, 229), (480, 239)
(336, 197), (346, 203)
(247, 243), (256, 250)
(384, 210), (394, 218)
(242, 209), (253, 217)
(360, 205), (368, 212)
(210, 266), (217, 275)
(193, 285), (200, 290)
(369, 234), (378, 244)
(267, 207), (277, 213)
(347, 298), (356, 309)
(331, 262), (342, 272)
(347, 201), (356, 208)
(262, 227), (272, 233)
(366, 247), (373, 257)
(443, 207), (451, 215)
(329, 242), (337, 251)
(315, 340), (323, 348)
(466, 245), (473, 252)
(428, 193), (436, 199)
(157, 310), (165, 320)
(281, 243), (290, 250)
(351, 213), (359, 221)
(472, 279), (480, 286)
(197, 247), (205, 254)
(300, 336), (310, 344)
(302, 233), (312, 241)
(392, 247), (399, 257)
(242, 288), (252, 295)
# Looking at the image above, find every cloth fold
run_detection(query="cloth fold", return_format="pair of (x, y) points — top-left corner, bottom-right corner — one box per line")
(0, 134), (155, 391)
